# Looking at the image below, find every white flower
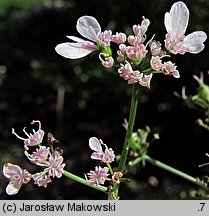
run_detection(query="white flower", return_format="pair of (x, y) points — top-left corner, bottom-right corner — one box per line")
(164, 1), (207, 54)
(55, 16), (100, 59)
(89, 137), (115, 163)
(3, 163), (31, 195)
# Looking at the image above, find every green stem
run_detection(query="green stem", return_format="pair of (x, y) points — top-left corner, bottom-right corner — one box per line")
(107, 163), (114, 175)
(118, 84), (139, 171)
(128, 156), (144, 166)
(152, 70), (163, 74)
(114, 84), (139, 198)
(63, 170), (108, 193)
(143, 155), (208, 190)
(142, 67), (152, 73)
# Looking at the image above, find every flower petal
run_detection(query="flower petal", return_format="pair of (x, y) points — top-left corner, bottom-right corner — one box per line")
(184, 31), (207, 54)
(67, 36), (86, 43)
(55, 42), (94, 59)
(89, 137), (103, 153)
(76, 16), (101, 42)
(164, 1), (189, 35)
(3, 163), (21, 179)
(6, 181), (22, 195)
(172, 70), (180, 78)
(91, 152), (103, 160)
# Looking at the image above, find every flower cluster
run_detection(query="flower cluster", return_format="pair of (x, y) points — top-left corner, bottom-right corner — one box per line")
(3, 120), (65, 195)
(85, 137), (122, 186)
(55, 1), (207, 88)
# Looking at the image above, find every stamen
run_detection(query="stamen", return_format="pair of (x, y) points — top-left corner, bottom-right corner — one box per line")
(122, 118), (128, 130)
(23, 127), (30, 138)
(12, 128), (27, 141)
(199, 162), (209, 168)
(199, 72), (204, 83)
(146, 34), (155, 47)
(199, 153), (209, 167)
(161, 54), (170, 58)
(193, 74), (202, 84)
(173, 91), (180, 98)
(31, 120), (41, 130)
(24, 145), (29, 151)
(182, 86), (187, 99)
(104, 143), (108, 150)
(99, 139), (104, 145)
(98, 53), (104, 63)
(84, 174), (89, 182)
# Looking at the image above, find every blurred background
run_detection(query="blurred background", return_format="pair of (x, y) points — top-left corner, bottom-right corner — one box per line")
(0, 0), (208, 199)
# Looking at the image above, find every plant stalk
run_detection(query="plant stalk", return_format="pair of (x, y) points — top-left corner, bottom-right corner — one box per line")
(143, 155), (208, 190)
(118, 84), (139, 171)
(63, 170), (108, 193)
(114, 84), (139, 198)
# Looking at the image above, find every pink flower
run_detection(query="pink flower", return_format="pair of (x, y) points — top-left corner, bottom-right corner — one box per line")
(12, 120), (45, 149)
(52, 147), (64, 157)
(139, 74), (153, 88)
(126, 44), (147, 61)
(97, 30), (112, 48)
(117, 51), (125, 63)
(3, 163), (31, 195)
(133, 16), (150, 35)
(126, 17), (150, 46)
(89, 137), (115, 163)
(150, 56), (163, 71)
(87, 166), (109, 186)
(165, 33), (186, 54)
(25, 146), (50, 165)
(99, 53), (114, 68)
(103, 148), (115, 163)
(117, 44), (127, 62)
(127, 35), (138, 46)
(118, 44), (127, 54)
(112, 171), (123, 184)
(33, 172), (52, 188)
(149, 41), (164, 56)
(44, 154), (65, 178)
(162, 61), (180, 78)
(164, 1), (207, 54)
(118, 63), (142, 84)
(47, 132), (59, 145)
(111, 32), (127, 44)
